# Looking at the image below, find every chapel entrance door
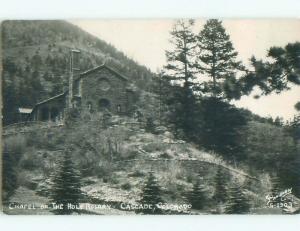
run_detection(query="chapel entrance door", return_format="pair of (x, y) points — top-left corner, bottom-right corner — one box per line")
(98, 98), (111, 111)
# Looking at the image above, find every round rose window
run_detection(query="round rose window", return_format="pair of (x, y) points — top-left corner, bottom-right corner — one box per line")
(99, 79), (110, 91)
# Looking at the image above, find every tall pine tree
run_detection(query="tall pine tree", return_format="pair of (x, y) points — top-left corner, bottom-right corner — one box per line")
(197, 19), (244, 99)
(50, 148), (84, 215)
(164, 19), (199, 139)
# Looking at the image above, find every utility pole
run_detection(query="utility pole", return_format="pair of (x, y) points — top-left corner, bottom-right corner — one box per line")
(68, 49), (80, 109)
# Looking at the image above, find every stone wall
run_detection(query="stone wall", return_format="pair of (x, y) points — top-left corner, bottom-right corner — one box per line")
(79, 67), (131, 114)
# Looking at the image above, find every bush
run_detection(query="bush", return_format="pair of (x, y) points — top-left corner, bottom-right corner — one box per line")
(4, 134), (26, 162)
(143, 142), (165, 153)
(65, 108), (81, 128)
(26, 130), (47, 149)
(128, 170), (146, 177)
(241, 121), (297, 171)
(145, 117), (156, 133)
(121, 182), (132, 190)
(3, 134), (26, 200)
(17, 173), (38, 190)
(121, 149), (139, 160)
(95, 160), (115, 179)
(160, 152), (172, 159)
(19, 149), (43, 170)
(2, 151), (18, 201)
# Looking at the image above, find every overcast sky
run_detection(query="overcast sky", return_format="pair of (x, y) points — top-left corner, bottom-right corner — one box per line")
(71, 19), (300, 121)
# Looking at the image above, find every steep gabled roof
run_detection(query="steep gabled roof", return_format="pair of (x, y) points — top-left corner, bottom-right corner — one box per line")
(30, 64), (129, 113)
(75, 63), (128, 82)
(35, 92), (67, 106)
(31, 92), (67, 114)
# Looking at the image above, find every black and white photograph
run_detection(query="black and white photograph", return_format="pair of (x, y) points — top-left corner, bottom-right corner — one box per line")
(1, 18), (300, 216)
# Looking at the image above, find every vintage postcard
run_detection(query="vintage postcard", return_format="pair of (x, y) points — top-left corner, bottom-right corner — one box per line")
(1, 19), (299, 215)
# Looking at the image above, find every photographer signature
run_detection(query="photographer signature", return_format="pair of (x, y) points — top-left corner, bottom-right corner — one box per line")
(266, 188), (293, 210)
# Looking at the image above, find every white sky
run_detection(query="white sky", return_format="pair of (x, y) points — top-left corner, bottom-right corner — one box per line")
(71, 19), (300, 121)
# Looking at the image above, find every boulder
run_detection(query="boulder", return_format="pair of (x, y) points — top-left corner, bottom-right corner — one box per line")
(163, 131), (174, 139)
(155, 126), (168, 134)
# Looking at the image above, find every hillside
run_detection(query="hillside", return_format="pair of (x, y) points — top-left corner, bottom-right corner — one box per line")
(1, 20), (157, 125)
(2, 20), (299, 216)
(3, 114), (281, 215)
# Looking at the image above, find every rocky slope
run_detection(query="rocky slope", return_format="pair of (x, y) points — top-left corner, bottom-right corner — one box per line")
(2, 115), (278, 215)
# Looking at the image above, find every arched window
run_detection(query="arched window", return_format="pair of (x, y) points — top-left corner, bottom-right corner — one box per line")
(117, 104), (121, 113)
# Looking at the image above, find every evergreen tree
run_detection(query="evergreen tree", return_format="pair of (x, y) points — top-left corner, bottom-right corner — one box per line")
(241, 42), (300, 96)
(165, 19), (198, 87)
(198, 97), (247, 160)
(164, 19), (199, 139)
(225, 181), (250, 214)
(187, 177), (207, 210)
(138, 171), (164, 214)
(197, 19), (244, 99)
(50, 149), (84, 215)
(213, 166), (227, 203)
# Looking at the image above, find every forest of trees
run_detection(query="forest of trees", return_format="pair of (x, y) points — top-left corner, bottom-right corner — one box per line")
(159, 19), (300, 199)
(1, 20), (156, 125)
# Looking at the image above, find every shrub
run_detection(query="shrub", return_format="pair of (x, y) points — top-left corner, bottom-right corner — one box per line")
(19, 149), (43, 170)
(241, 121), (297, 172)
(143, 142), (165, 153)
(145, 117), (156, 133)
(65, 108), (81, 128)
(121, 149), (139, 160)
(26, 130), (47, 149)
(160, 152), (172, 159)
(95, 160), (115, 179)
(4, 134), (26, 162)
(121, 182), (132, 190)
(128, 170), (146, 177)
(15, 169), (40, 190)
(2, 151), (18, 201)
(3, 134), (28, 200)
